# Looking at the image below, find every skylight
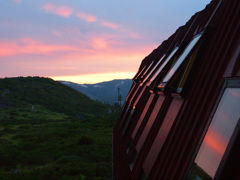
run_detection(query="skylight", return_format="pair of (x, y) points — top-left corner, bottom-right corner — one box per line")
(158, 33), (203, 88)
(141, 54), (166, 84)
(140, 61), (154, 80)
(149, 47), (179, 84)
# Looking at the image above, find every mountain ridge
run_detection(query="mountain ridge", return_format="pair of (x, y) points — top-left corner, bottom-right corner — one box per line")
(59, 79), (133, 105)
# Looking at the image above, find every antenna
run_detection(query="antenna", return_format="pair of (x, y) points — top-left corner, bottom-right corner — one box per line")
(118, 86), (122, 110)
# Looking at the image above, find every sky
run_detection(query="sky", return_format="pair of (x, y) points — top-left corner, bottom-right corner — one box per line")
(0, 0), (211, 84)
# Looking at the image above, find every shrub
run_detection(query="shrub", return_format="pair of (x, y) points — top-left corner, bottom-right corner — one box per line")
(78, 136), (93, 145)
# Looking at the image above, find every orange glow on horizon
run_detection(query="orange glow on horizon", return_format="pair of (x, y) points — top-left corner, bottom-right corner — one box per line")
(51, 72), (135, 84)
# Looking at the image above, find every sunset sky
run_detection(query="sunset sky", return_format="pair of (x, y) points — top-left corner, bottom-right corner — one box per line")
(0, 0), (211, 84)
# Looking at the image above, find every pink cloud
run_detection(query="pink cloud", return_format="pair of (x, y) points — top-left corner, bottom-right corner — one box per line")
(13, 0), (22, 3)
(76, 12), (97, 23)
(101, 21), (119, 29)
(0, 39), (155, 79)
(0, 38), (78, 56)
(42, 3), (73, 18)
(120, 28), (141, 39)
(51, 30), (62, 37)
(90, 37), (109, 49)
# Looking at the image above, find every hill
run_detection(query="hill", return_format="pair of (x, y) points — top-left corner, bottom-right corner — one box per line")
(0, 77), (116, 179)
(0, 77), (110, 124)
(59, 79), (132, 105)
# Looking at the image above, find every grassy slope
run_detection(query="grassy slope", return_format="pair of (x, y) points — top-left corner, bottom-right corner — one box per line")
(0, 114), (117, 180)
(0, 77), (117, 179)
(0, 77), (109, 122)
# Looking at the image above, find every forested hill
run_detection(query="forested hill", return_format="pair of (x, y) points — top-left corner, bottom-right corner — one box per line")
(0, 77), (110, 123)
(0, 76), (115, 179)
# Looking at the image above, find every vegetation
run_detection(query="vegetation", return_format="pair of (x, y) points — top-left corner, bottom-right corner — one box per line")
(0, 76), (109, 119)
(0, 77), (118, 179)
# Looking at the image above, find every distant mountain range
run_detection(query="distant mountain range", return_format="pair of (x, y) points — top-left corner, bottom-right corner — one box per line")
(59, 79), (133, 105)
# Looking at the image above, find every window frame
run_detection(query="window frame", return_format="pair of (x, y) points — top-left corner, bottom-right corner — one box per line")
(147, 47), (180, 86)
(120, 103), (130, 127)
(155, 31), (205, 93)
(132, 65), (147, 80)
(141, 54), (166, 85)
(129, 151), (138, 171)
(215, 79), (240, 179)
(122, 106), (136, 136)
(139, 61), (154, 82)
(186, 78), (240, 180)
(175, 41), (201, 93)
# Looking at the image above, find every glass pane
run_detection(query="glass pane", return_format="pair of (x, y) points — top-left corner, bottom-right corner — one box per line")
(141, 61), (154, 79)
(143, 98), (183, 177)
(125, 83), (136, 101)
(136, 66), (147, 79)
(133, 86), (146, 108)
(131, 94), (155, 139)
(133, 65), (146, 80)
(129, 151), (138, 170)
(160, 34), (203, 86)
(136, 95), (165, 152)
(142, 55), (166, 84)
(129, 85), (141, 103)
(122, 107), (135, 136)
(120, 104), (130, 127)
(177, 41), (201, 93)
(149, 47), (179, 83)
(177, 55), (194, 92)
(126, 140), (133, 153)
(193, 88), (240, 178)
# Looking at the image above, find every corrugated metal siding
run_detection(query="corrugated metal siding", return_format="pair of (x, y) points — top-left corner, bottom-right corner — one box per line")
(113, 0), (240, 179)
(143, 98), (183, 177)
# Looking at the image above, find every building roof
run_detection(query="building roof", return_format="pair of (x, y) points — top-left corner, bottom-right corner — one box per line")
(113, 0), (240, 179)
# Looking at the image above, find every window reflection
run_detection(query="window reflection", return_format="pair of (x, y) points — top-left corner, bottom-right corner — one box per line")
(120, 104), (130, 127)
(133, 86), (146, 108)
(122, 107), (135, 136)
(143, 98), (183, 177)
(148, 47), (179, 84)
(140, 61), (154, 80)
(136, 95), (165, 152)
(189, 88), (240, 179)
(159, 33), (203, 88)
(131, 94), (155, 139)
(125, 83), (136, 102)
(177, 41), (201, 93)
(142, 55), (166, 84)
(133, 65), (147, 80)
(129, 85), (141, 103)
(129, 151), (138, 170)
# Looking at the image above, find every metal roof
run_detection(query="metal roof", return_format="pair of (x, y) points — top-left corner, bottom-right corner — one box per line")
(113, 0), (240, 179)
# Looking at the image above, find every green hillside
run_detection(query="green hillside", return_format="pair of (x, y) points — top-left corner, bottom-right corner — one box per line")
(0, 77), (110, 125)
(0, 77), (117, 179)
